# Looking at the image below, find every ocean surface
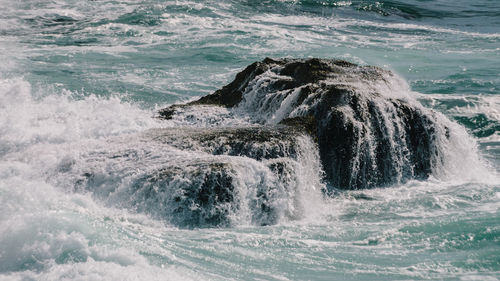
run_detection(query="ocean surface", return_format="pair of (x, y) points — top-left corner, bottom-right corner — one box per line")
(1, 0), (499, 280)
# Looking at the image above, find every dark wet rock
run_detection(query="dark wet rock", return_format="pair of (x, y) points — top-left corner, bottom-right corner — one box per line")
(79, 157), (295, 228)
(146, 126), (305, 160)
(160, 58), (449, 189)
(133, 162), (238, 227)
(73, 126), (311, 228)
(64, 61), (466, 228)
(279, 116), (317, 141)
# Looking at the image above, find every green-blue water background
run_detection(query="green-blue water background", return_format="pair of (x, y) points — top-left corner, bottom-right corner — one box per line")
(0, 0), (499, 280)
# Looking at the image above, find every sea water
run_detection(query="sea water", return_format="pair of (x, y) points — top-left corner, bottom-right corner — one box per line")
(0, 0), (499, 280)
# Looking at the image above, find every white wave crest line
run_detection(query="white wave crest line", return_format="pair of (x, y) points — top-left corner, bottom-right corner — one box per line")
(252, 14), (500, 39)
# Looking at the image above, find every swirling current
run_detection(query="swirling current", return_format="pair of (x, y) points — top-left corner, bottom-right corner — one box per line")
(0, 0), (499, 280)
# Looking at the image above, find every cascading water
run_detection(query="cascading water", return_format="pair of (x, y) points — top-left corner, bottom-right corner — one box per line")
(51, 126), (325, 228)
(168, 58), (490, 190)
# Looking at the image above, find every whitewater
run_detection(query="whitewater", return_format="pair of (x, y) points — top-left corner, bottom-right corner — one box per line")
(0, 0), (499, 280)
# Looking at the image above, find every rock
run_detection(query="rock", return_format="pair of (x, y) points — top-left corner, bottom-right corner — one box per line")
(160, 58), (450, 189)
(146, 126), (305, 160)
(132, 162), (240, 227)
(74, 126), (319, 227)
(140, 127), (313, 227)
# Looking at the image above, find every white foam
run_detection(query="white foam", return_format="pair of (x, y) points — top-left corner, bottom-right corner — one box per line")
(0, 163), (203, 280)
(421, 94), (500, 124)
(1, 261), (202, 281)
(0, 77), (161, 156)
(0, 76), (203, 277)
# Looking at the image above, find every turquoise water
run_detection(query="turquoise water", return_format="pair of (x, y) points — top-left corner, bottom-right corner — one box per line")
(0, 0), (499, 280)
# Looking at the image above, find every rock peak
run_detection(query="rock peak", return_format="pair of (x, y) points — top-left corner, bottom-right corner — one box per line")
(159, 58), (450, 190)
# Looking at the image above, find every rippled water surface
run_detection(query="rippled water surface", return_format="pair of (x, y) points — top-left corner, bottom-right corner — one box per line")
(0, 0), (499, 280)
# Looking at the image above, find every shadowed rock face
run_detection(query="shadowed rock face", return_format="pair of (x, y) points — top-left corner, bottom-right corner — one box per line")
(74, 126), (315, 227)
(160, 58), (449, 189)
(147, 126), (305, 160)
(128, 162), (238, 227)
